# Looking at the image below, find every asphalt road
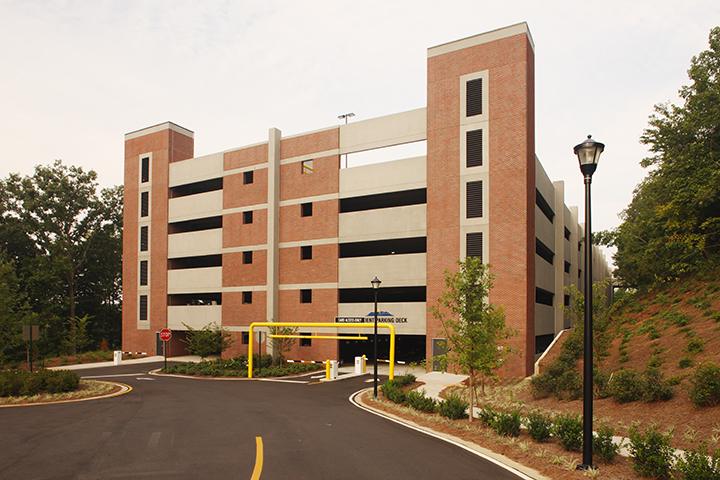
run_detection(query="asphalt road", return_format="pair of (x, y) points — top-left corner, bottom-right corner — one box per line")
(0, 362), (523, 480)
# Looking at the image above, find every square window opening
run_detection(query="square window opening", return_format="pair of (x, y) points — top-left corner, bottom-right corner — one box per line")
(301, 159), (314, 174)
(243, 170), (254, 184)
(243, 211), (253, 224)
(300, 202), (313, 217)
(242, 251), (253, 264)
(300, 289), (312, 304)
(242, 291), (253, 304)
(300, 245), (313, 260)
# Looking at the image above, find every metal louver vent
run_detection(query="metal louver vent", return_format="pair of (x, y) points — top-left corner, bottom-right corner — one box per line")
(141, 192), (149, 217)
(466, 181), (483, 218)
(140, 260), (148, 286)
(140, 226), (148, 251)
(466, 78), (483, 116)
(466, 233), (483, 262)
(466, 129), (483, 167)
(139, 295), (148, 320)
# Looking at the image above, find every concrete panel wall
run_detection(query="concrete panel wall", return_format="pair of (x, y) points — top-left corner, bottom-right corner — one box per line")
(337, 302), (427, 335)
(535, 257), (555, 292)
(339, 254), (426, 288)
(168, 229), (222, 258)
(168, 305), (222, 330)
(339, 205), (426, 242)
(339, 108), (426, 154)
(339, 156), (426, 198)
(168, 190), (223, 222)
(169, 153), (223, 187)
(168, 267), (222, 294)
(534, 304), (554, 336)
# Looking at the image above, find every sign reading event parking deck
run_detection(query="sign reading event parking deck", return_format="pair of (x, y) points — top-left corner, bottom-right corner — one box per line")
(335, 312), (408, 324)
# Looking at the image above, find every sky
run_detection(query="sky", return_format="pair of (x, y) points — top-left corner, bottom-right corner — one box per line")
(1, 0), (718, 266)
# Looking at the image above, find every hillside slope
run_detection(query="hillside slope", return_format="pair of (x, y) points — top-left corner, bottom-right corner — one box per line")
(507, 270), (720, 450)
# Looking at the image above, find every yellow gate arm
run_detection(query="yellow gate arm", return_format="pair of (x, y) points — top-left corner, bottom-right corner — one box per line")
(248, 322), (396, 380)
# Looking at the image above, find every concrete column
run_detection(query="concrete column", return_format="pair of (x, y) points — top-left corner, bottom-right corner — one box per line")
(552, 181), (565, 335)
(266, 128), (281, 323)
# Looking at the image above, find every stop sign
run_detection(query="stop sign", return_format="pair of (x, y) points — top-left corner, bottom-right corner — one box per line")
(159, 328), (172, 342)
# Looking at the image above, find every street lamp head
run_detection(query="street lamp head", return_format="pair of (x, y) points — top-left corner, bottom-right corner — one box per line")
(371, 276), (382, 289)
(573, 135), (604, 177)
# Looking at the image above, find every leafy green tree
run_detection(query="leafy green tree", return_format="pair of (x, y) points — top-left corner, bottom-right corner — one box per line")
(268, 325), (298, 366)
(183, 323), (233, 359)
(432, 257), (513, 421)
(0, 252), (32, 366)
(0, 161), (122, 355)
(598, 27), (720, 288)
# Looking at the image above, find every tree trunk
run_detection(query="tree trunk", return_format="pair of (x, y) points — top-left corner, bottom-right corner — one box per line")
(468, 370), (474, 422)
(69, 268), (76, 355)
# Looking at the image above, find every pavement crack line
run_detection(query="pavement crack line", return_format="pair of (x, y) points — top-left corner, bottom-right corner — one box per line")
(251, 436), (263, 480)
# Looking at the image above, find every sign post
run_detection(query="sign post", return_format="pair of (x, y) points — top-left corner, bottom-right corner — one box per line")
(159, 328), (172, 371)
(22, 325), (40, 372)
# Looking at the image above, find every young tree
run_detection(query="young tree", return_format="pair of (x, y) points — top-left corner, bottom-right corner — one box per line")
(268, 325), (298, 366)
(432, 257), (513, 421)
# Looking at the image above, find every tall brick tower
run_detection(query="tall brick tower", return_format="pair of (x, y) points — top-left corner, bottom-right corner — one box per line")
(425, 23), (536, 377)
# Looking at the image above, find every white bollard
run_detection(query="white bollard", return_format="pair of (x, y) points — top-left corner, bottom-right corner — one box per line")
(330, 360), (339, 380)
(113, 350), (122, 366)
(354, 356), (363, 374)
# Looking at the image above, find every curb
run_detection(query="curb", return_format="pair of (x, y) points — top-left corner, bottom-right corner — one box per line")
(148, 369), (318, 383)
(349, 388), (549, 480)
(0, 380), (133, 408)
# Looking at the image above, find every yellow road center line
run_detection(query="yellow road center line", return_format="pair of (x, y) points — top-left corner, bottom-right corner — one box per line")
(251, 436), (263, 480)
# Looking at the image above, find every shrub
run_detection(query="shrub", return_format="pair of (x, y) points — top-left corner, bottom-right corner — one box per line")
(526, 411), (552, 442)
(642, 368), (674, 402)
(0, 370), (80, 397)
(609, 369), (643, 403)
(183, 322), (233, 359)
(478, 406), (497, 427)
(686, 338), (705, 354)
(438, 393), (468, 420)
(689, 362), (720, 407)
(492, 410), (521, 437)
(628, 425), (675, 479)
(394, 374), (416, 387)
(406, 390), (436, 413)
(679, 357), (694, 369)
(675, 445), (720, 480)
(531, 365), (582, 400)
(553, 414), (583, 452)
(381, 380), (406, 404)
(593, 425), (619, 463)
(648, 354), (663, 369)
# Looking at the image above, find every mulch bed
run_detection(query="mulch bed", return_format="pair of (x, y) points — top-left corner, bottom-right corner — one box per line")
(362, 391), (642, 480)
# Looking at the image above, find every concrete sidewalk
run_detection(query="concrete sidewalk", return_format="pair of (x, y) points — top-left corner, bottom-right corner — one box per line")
(49, 355), (204, 371)
(414, 371), (468, 400)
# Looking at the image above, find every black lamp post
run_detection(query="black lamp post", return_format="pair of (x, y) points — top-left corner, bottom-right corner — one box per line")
(573, 134), (604, 470)
(371, 276), (382, 398)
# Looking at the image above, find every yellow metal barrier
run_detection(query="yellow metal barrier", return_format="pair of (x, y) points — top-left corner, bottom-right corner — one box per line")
(325, 360), (330, 380)
(248, 322), (395, 380)
(268, 334), (368, 341)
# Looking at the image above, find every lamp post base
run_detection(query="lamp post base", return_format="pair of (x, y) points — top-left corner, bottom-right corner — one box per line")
(576, 464), (595, 471)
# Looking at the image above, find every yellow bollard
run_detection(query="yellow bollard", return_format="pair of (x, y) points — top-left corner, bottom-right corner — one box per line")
(325, 360), (330, 380)
(361, 355), (367, 373)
